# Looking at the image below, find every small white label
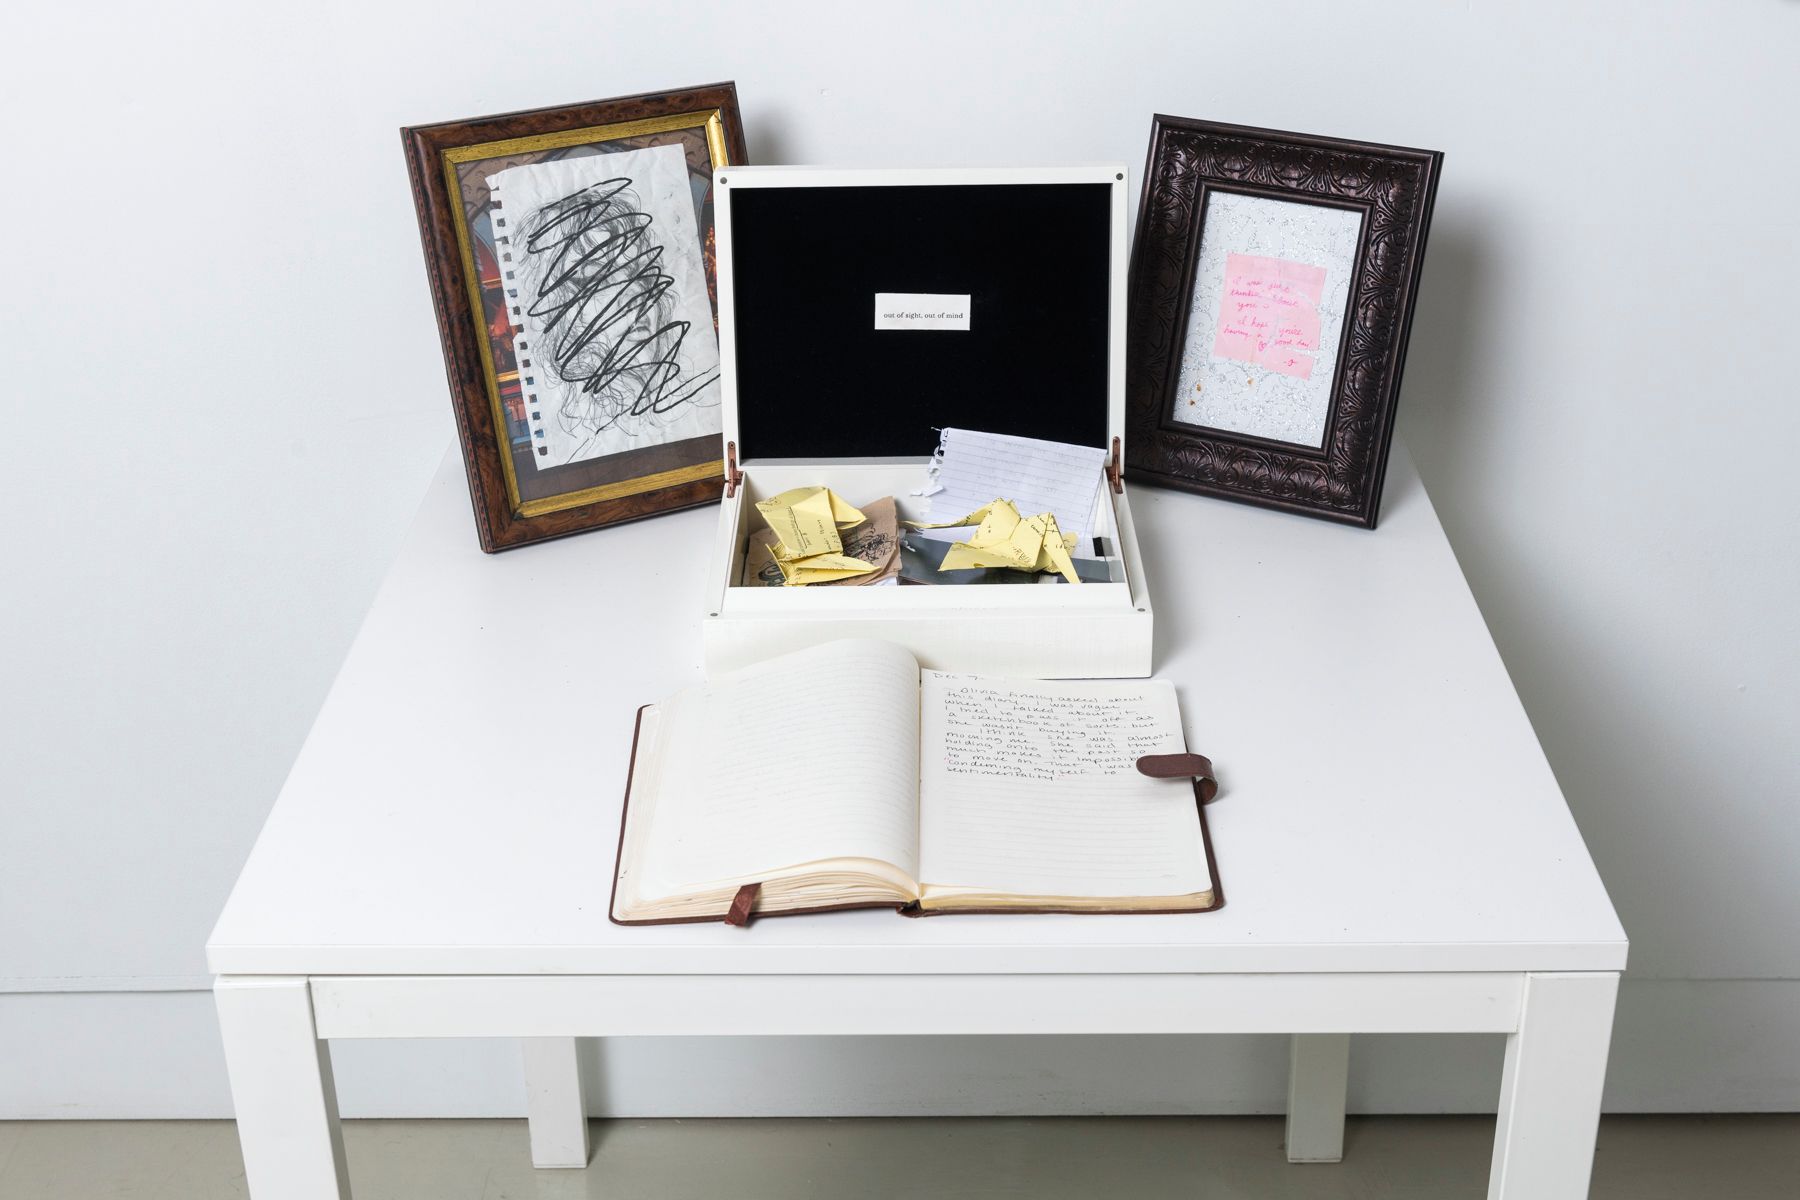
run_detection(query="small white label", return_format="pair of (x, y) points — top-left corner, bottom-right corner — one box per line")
(874, 292), (971, 331)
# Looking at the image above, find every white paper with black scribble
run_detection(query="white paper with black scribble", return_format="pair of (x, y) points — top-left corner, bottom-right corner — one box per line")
(487, 145), (721, 470)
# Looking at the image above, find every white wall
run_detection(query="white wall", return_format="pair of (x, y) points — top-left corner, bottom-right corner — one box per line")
(3, 0), (1796, 1118)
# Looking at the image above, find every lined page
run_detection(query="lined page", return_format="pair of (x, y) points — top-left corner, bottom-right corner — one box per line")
(926, 428), (1109, 542)
(639, 640), (922, 898)
(917, 672), (1210, 898)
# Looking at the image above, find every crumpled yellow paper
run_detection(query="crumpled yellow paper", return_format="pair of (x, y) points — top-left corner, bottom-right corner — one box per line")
(904, 498), (1082, 584)
(754, 487), (878, 585)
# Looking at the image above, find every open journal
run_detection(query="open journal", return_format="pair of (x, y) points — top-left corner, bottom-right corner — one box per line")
(611, 640), (1220, 924)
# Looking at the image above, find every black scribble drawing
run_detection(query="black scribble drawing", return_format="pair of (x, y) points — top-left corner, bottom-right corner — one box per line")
(841, 522), (896, 566)
(514, 174), (720, 461)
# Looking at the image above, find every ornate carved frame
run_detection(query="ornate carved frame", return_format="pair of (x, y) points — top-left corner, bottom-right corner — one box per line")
(403, 84), (748, 552)
(1125, 117), (1441, 528)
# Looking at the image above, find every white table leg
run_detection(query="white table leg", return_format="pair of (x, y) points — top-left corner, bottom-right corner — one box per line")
(215, 976), (352, 1199)
(523, 1036), (590, 1168)
(1285, 1032), (1350, 1163)
(1489, 972), (1619, 1200)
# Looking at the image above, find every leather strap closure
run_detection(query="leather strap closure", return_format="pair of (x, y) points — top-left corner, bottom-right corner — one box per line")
(725, 881), (760, 927)
(1136, 753), (1218, 803)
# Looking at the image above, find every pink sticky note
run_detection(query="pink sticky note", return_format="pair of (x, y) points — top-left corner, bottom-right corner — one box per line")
(1212, 253), (1329, 380)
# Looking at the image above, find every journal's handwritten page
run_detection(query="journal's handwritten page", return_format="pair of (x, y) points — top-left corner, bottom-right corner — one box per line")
(924, 428), (1108, 544)
(641, 640), (922, 897)
(917, 672), (1211, 897)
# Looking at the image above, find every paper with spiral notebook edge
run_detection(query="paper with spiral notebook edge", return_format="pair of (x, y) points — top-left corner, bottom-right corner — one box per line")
(486, 145), (721, 470)
(923, 428), (1109, 544)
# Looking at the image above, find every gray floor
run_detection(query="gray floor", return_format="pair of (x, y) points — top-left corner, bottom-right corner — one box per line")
(0, 1115), (1794, 1199)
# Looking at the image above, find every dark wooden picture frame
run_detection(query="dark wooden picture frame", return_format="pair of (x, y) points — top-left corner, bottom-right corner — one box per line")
(1125, 117), (1441, 528)
(403, 84), (748, 552)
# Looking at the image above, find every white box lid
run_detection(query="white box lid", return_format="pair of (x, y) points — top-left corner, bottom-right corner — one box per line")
(713, 165), (1129, 467)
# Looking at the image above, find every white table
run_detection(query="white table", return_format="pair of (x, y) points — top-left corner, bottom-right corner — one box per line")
(208, 444), (1627, 1199)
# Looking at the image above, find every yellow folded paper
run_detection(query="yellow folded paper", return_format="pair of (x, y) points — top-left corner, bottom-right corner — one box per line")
(753, 486), (877, 586)
(742, 497), (903, 588)
(773, 553), (877, 586)
(905, 499), (1082, 584)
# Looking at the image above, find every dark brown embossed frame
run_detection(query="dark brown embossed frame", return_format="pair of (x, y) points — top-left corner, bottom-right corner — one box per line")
(1125, 117), (1441, 528)
(403, 84), (748, 552)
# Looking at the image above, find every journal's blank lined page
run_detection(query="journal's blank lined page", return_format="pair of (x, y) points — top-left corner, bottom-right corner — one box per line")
(925, 428), (1109, 542)
(917, 672), (1210, 898)
(640, 640), (923, 899)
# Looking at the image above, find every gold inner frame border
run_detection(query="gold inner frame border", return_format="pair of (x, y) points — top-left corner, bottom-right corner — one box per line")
(441, 109), (730, 519)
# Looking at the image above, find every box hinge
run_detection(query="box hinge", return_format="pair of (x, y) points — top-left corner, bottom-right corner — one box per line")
(724, 440), (742, 498)
(1107, 436), (1123, 494)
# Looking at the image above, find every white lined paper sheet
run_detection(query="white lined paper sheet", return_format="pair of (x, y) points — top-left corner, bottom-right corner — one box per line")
(641, 640), (922, 896)
(924, 428), (1109, 543)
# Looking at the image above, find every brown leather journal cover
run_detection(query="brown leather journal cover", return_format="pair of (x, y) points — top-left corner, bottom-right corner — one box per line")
(608, 705), (1225, 926)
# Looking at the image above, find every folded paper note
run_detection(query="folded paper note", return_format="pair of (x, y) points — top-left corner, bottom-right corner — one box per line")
(905, 499), (1082, 584)
(757, 486), (864, 557)
(753, 487), (877, 586)
(743, 497), (901, 588)
(897, 533), (1109, 586)
(773, 552), (875, 586)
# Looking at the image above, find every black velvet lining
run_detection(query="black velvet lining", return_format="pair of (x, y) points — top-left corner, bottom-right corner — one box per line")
(728, 183), (1112, 460)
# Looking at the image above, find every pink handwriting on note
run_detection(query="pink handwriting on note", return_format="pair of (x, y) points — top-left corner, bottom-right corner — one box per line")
(1212, 253), (1329, 380)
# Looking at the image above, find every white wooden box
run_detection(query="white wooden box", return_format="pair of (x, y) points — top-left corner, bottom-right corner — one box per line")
(703, 165), (1153, 678)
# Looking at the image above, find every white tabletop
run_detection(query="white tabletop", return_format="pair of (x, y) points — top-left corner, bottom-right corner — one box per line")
(208, 445), (1626, 977)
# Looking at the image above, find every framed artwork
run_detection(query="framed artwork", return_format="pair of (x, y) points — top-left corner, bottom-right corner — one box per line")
(1125, 117), (1441, 527)
(403, 84), (747, 551)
